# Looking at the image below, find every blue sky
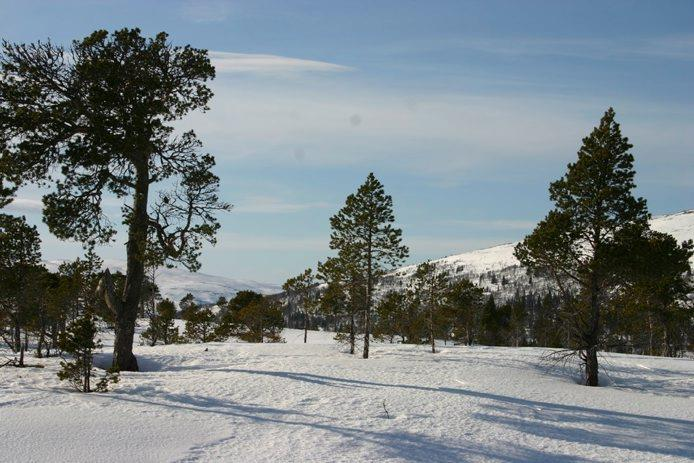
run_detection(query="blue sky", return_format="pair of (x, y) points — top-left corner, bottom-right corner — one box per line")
(2, 0), (693, 283)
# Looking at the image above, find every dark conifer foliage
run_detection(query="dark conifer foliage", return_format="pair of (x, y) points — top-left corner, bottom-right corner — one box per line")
(444, 279), (485, 346)
(329, 173), (409, 358)
(515, 108), (652, 386)
(0, 29), (230, 371)
(0, 214), (42, 365)
(317, 253), (366, 354)
(57, 311), (119, 392)
(141, 298), (179, 346)
(283, 268), (320, 343)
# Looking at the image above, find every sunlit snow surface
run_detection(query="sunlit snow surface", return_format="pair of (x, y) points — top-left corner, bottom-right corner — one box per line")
(1, 327), (693, 462)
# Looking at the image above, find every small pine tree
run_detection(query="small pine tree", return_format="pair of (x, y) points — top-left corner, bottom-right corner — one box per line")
(233, 297), (285, 343)
(373, 291), (408, 343)
(141, 298), (179, 345)
(182, 305), (217, 343)
(409, 261), (449, 353)
(445, 279), (484, 346)
(216, 290), (265, 339)
(283, 268), (319, 343)
(57, 312), (119, 392)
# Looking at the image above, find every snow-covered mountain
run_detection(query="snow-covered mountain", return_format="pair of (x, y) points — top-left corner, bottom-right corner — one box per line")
(383, 210), (694, 301)
(43, 259), (281, 305)
(44, 210), (692, 305)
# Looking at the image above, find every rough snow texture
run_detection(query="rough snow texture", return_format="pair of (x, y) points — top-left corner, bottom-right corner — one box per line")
(1, 328), (693, 462)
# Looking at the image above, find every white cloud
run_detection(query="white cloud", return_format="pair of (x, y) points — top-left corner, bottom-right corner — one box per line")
(216, 232), (327, 252)
(5, 197), (43, 212)
(441, 219), (536, 230)
(210, 52), (353, 74)
(181, 78), (692, 187)
(381, 35), (694, 61)
(235, 196), (330, 214)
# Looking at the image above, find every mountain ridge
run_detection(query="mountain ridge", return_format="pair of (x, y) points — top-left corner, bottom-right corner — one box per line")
(44, 210), (693, 304)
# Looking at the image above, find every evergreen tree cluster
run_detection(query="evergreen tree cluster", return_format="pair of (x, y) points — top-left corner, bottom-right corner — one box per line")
(283, 111), (693, 389)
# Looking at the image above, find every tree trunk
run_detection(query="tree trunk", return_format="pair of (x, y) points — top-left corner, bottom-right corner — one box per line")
(429, 305), (436, 354)
(662, 327), (674, 357)
(13, 321), (20, 352)
(36, 330), (44, 358)
(584, 272), (601, 387)
(648, 314), (654, 356)
(303, 313), (308, 343)
(349, 312), (355, 355)
(363, 236), (372, 359)
(363, 306), (370, 359)
(584, 346), (599, 386)
(84, 350), (91, 393)
(109, 166), (149, 372)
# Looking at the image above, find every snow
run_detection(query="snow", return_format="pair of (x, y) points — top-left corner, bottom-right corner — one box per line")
(2, 327), (693, 462)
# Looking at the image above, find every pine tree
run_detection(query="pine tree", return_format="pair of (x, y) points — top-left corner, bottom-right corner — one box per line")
(217, 290), (264, 338)
(57, 311), (119, 392)
(612, 231), (693, 356)
(514, 108), (650, 386)
(409, 262), (449, 353)
(480, 295), (501, 345)
(182, 304), (217, 343)
(0, 214), (41, 366)
(445, 279), (484, 346)
(283, 268), (319, 343)
(373, 291), (408, 343)
(317, 254), (365, 354)
(329, 173), (408, 358)
(0, 29), (230, 371)
(141, 298), (179, 346)
(235, 297), (285, 343)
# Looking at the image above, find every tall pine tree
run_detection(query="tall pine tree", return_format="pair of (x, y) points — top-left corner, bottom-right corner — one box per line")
(514, 108), (649, 386)
(329, 173), (408, 358)
(0, 29), (230, 370)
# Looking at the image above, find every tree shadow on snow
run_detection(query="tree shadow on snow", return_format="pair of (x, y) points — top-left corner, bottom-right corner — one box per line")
(450, 388), (694, 459)
(102, 390), (590, 463)
(214, 369), (693, 459)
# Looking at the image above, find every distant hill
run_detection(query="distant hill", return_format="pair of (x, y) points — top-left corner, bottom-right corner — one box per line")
(382, 210), (694, 301)
(44, 210), (692, 305)
(43, 259), (280, 305)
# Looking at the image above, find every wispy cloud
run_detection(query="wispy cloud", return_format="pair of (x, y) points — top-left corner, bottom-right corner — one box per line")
(235, 196), (330, 214)
(468, 36), (694, 61)
(210, 52), (353, 75)
(5, 197), (43, 213)
(184, 78), (693, 188)
(216, 232), (327, 252)
(440, 219), (536, 230)
(385, 35), (694, 61)
(179, 0), (231, 23)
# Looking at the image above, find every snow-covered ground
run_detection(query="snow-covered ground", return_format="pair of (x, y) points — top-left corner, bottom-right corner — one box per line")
(1, 327), (693, 462)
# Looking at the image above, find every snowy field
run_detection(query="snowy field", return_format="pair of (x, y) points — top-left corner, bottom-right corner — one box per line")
(1, 327), (693, 463)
